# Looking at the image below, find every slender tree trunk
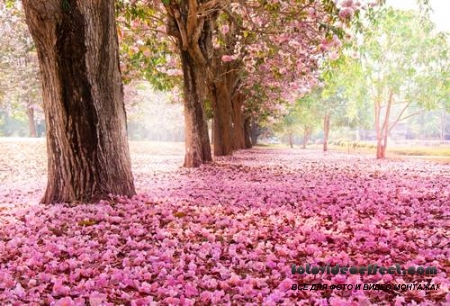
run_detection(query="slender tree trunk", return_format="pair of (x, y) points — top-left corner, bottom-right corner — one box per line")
(23, 0), (135, 204)
(441, 109), (446, 142)
(208, 119), (214, 146)
(244, 117), (253, 149)
(212, 80), (233, 156)
(323, 112), (330, 152)
(302, 127), (311, 149)
(375, 100), (383, 158)
(179, 50), (212, 167)
(26, 106), (37, 138)
(288, 133), (294, 148)
(375, 91), (393, 159)
(232, 92), (246, 150)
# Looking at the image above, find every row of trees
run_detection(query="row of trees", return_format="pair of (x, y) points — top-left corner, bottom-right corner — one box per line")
(11, 0), (370, 204)
(275, 6), (450, 158)
(116, 0), (362, 166)
(11, 0), (448, 204)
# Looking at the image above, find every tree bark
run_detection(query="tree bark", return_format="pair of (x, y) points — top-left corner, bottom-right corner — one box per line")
(23, 0), (136, 204)
(250, 119), (260, 145)
(211, 80), (233, 156)
(164, 1), (214, 167)
(244, 117), (253, 149)
(323, 112), (330, 152)
(26, 106), (37, 138)
(375, 90), (393, 159)
(232, 92), (246, 150)
(180, 49), (212, 167)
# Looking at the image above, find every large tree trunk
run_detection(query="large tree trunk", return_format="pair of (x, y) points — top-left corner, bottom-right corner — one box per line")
(26, 106), (37, 138)
(244, 117), (253, 149)
(209, 56), (240, 156)
(251, 132), (258, 146)
(232, 92), (246, 150)
(23, 0), (136, 204)
(250, 119), (260, 146)
(212, 80), (233, 156)
(180, 50), (212, 167)
(323, 112), (330, 152)
(163, 1), (214, 167)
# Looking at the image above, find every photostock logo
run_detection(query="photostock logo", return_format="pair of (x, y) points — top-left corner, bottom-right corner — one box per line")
(291, 263), (437, 276)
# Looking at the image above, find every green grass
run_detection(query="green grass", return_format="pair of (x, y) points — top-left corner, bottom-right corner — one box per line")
(254, 142), (450, 159)
(326, 143), (450, 161)
(388, 147), (450, 156)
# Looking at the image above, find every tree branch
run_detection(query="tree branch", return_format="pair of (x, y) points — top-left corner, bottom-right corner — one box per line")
(186, 0), (198, 39)
(388, 110), (423, 132)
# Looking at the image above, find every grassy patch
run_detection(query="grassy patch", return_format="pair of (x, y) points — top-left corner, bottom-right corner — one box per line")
(388, 147), (450, 156)
(328, 143), (450, 157)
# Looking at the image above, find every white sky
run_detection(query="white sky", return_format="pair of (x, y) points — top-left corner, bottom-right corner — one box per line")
(387, 0), (450, 32)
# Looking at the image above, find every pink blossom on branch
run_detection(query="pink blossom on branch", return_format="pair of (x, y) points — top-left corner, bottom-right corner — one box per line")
(221, 55), (235, 62)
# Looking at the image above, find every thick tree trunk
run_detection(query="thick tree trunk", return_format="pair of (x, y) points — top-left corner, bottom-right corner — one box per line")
(250, 119), (260, 145)
(163, 0), (213, 167)
(244, 117), (253, 149)
(23, 0), (135, 204)
(323, 112), (330, 152)
(251, 133), (258, 146)
(26, 106), (37, 138)
(212, 81), (233, 156)
(232, 93), (246, 150)
(180, 50), (212, 167)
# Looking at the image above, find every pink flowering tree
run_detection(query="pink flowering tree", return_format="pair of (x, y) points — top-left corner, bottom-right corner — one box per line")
(117, 0), (371, 164)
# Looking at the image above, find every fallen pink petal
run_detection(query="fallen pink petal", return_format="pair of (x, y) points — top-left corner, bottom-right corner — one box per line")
(0, 141), (449, 304)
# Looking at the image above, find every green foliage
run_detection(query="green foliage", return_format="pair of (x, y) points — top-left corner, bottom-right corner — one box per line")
(319, 6), (449, 142)
(274, 91), (323, 140)
(357, 7), (447, 107)
(116, 2), (180, 90)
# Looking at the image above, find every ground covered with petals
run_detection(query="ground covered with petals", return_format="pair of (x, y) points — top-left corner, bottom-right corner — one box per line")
(0, 139), (449, 305)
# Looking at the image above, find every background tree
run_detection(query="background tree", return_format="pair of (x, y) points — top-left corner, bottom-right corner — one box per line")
(0, 1), (42, 137)
(117, 0), (367, 164)
(274, 93), (322, 149)
(22, 0), (136, 204)
(353, 7), (449, 158)
(319, 51), (370, 151)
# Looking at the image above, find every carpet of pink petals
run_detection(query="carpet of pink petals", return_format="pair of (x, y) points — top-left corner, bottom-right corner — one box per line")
(0, 139), (449, 305)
